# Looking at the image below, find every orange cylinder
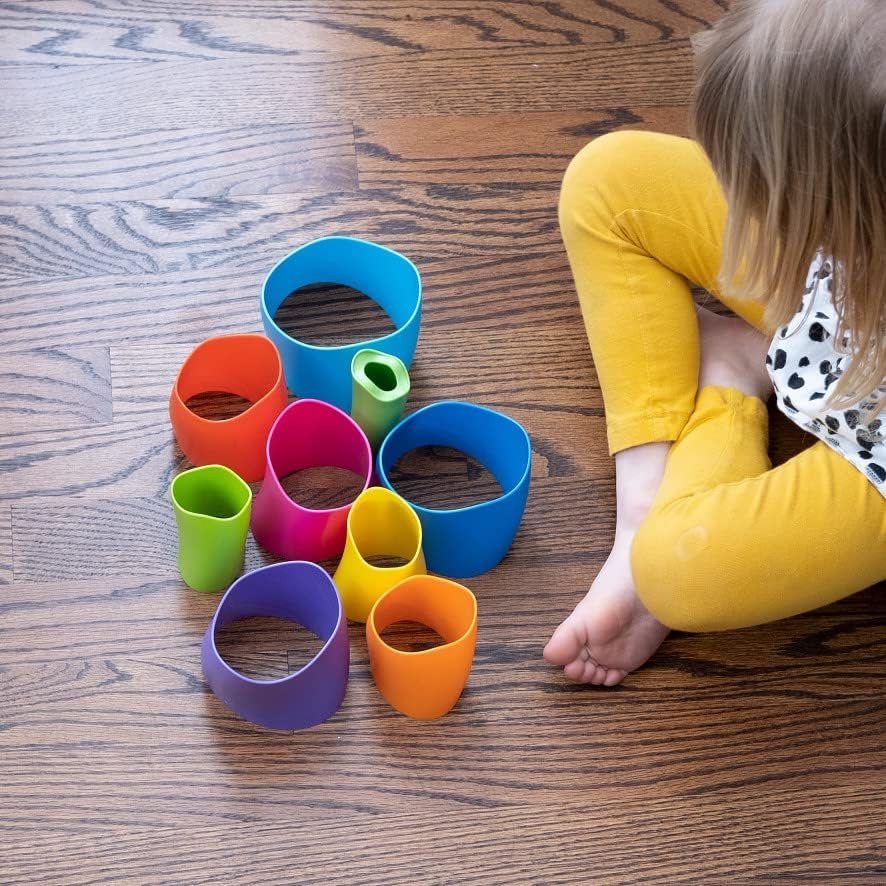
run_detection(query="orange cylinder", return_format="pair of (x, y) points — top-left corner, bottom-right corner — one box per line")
(366, 575), (477, 720)
(169, 334), (288, 483)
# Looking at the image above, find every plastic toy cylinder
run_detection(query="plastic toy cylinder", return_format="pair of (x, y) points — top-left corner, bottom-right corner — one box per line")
(376, 401), (532, 578)
(333, 487), (426, 622)
(366, 575), (477, 720)
(169, 334), (288, 483)
(201, 561), (349, 730)
(171, 464), (252, 593)
(260, 237), (421, 411)
(250, 399), (373, 561)
(350, 348), (410, 450)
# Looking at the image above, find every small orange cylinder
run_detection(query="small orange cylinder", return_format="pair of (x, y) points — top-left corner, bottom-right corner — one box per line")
(366, 575), (477, 720)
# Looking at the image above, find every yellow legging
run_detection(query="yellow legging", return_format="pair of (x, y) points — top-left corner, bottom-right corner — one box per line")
(559, 130), (885, 633)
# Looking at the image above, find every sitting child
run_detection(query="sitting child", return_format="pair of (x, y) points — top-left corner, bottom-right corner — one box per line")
(545, 0), (886, 685)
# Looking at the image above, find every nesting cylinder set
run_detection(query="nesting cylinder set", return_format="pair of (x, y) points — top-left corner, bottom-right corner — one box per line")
(169, 236), (531, 729)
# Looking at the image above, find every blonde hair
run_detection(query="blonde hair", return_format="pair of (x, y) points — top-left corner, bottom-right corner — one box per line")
(691, 0), (886, 405)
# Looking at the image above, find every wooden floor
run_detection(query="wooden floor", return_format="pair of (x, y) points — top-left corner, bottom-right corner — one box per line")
(1, 2), (884, 883)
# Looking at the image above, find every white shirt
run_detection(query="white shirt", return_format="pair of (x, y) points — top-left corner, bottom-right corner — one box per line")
(766, 254), (885, 497)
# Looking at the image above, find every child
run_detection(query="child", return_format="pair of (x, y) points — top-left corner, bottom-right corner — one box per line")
(544, 0), (885, 686)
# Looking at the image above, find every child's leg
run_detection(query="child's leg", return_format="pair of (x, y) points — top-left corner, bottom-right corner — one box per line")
(632, 390), (886, 631)
(544, 308), (773, 684)
(546, 130), (771, 684)
(557, 129), (766, 454)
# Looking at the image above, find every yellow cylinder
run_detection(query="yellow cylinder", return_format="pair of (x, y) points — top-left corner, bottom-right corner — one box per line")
(333, 487), (426, 622)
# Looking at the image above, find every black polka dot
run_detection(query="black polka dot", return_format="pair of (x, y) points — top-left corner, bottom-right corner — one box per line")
(819, 360), (832, 374)
(787, 373), (805, 389)
(782, 395), (798, 413)
(844, 410), (860, 429)
(866, 464), (885, 483)
(809, 322), (829, 342)
(765, 353), (772, 366)
(824, 372), (839, 388)
(809, 391), (825, 400)
(825, 416), (840, 433)
(815, 311), (829, 319)
(858, 450), (873, 460)
(856, 430), (875, 451)
(798, 356), (810, 367)
(773, 349), (787, 370)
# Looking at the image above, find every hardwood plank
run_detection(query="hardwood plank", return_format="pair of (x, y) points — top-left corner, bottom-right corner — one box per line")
(0, 124), (357, 204)
(0, 42), (696, 136)
(0, 506), (10, 584)
(0, 346), (112, 434)
(0, 187), (560, 283)
(355, 106), (689, 188)
(0, 249), (574, 352)
(3, 787), (883, 885)
(0, 0), (728, 66)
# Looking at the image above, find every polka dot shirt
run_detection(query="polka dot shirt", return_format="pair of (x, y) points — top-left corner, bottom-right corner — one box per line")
(767, 254), (885, 496)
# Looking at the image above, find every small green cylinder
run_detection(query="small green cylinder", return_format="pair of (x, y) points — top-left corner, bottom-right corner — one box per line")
(350, 349), (411, 449)
(170, 464), (252, 593)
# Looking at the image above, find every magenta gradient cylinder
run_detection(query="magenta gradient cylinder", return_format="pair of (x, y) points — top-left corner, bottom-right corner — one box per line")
(251, 399), (373, 561)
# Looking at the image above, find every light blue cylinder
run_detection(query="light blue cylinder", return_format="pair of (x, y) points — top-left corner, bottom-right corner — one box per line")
(260, 237), (422, 412)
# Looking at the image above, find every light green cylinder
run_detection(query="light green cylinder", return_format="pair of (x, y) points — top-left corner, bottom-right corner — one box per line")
(170, 464), (252, 593)
(350, 348), (411, 450)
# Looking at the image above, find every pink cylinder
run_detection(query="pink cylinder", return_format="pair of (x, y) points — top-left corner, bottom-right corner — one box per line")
(251, 399), (373, 561)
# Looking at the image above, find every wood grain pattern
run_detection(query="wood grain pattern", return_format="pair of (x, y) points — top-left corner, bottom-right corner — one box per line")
(0, 0), (728, 65)
(5, 787), (884, 885)
(0, 505), (11, 584)
(8, 474), (615, 582)
(355, 106), (689, 188)
(0, 298), (605, 501)
(1, 1), (883, 883)
(0, 42), (696, 136)
(0, 124), (357, 204)
(0, 346), (112, 434)
(0, 246), (576, 347)
(0, 188), (559, 283)
(0, 566), (882, 836)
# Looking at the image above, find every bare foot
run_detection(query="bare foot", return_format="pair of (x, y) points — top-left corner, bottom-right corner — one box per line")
(543, 310), (772, 687)
(544, 528), (670, 685)
(696, 306), (773, 401)
(544, 442), (671, 687)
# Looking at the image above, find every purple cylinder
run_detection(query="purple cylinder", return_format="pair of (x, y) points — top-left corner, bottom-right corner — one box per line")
(201, 561), (349, 730)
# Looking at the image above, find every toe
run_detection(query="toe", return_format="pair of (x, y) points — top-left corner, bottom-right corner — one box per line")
(603, 668), (627, 686)
(580, 661), (602, 684)
(543, 614), (587, 666)
(562, 657), (587, 681)
(589, 666), (608, 686)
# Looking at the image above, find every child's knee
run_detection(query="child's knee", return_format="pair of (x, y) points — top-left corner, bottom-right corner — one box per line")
(630, 511), (732, 633)
(558, 130), (657, 233)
